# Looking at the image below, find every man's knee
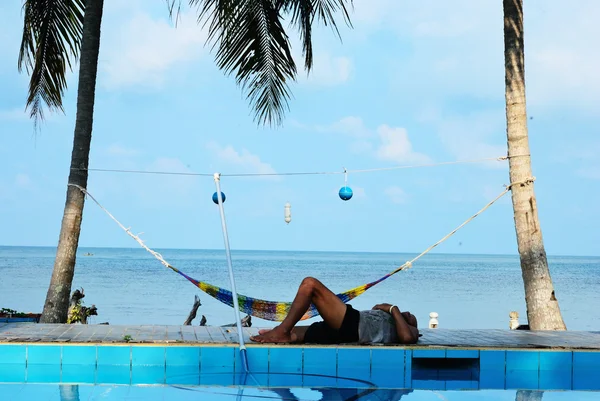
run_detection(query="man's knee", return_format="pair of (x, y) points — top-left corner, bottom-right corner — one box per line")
(300, 277), (322, 293)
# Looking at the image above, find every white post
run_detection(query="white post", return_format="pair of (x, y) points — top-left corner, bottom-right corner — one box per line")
(429, 312), (439, 328)
(509, 311), (520, 330)
(213, 173), (248, 372)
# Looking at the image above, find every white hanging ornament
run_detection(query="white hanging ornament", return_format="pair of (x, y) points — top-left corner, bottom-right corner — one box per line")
(284, 202), (291, 224)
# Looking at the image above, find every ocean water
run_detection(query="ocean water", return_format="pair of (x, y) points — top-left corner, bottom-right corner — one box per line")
(0, 246), (598, 329)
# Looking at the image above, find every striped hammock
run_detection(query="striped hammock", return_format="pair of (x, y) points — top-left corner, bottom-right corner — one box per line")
(167, 263), (405, 322)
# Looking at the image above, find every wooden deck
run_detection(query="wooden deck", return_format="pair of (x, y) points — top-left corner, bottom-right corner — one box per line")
(1, 323), (599, 349)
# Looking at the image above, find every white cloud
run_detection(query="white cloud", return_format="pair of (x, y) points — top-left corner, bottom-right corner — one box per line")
(206, 141), (277, 178)
(101, 12), (207, 89)
(384, 186), (408, 204)
(375, 125), (430, 164)
(299, 54), (352, 86)
(316, 116), (371, 138)
(310, 117), (430, 164)
(436, 111), (507, 168)
(350, 0), (600, 115)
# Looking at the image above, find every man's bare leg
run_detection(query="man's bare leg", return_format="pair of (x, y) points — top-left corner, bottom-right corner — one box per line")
(250, 277), (347, 343)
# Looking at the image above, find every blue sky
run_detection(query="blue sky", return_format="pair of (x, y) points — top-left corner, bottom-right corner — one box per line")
(0, 0), (598, 256)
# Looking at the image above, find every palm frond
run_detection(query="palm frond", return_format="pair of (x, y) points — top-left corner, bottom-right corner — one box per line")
(192, 0), (297, 126)
(281, 0), (352, 72)
(18, 0), (84, 127)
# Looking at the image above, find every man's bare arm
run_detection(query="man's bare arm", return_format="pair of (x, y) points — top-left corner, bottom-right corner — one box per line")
(372, 303), (418, 344)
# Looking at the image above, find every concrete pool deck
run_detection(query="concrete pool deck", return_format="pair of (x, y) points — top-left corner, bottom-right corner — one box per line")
(2, 323), (600, 390)
(1, 323), (600, 349)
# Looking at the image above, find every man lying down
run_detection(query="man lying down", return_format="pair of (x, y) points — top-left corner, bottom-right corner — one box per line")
(250, 277), (419, 345)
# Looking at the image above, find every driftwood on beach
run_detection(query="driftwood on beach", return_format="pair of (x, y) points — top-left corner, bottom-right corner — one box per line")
(183, 295), (251, 327)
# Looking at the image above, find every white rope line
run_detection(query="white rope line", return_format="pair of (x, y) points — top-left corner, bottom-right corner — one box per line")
(68, 176), (535, 277)
(395, 176), (535, 271)
(68, 184), (172, 270)
(74, 155), (512, 178)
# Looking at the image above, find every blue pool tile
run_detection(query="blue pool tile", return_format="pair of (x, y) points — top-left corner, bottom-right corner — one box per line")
(369, 371), (404, 389)
(15, 384), (60, 401)
(404, 350), (412, 385)
(539, 369), (572, 390)
(27, 345), (61, 365)
(238, 372), (269, 386)
(199, 372), (235, 386)
(445, 380), (479, 390)
(412, 379), (445, 390)
(97, 346), (131, 366)
(61, 364), (96, 384)
(506, 369), (538, 390)
(0, 384), (24, 401)
(480, 369), (505, 389)
(235, 347), (268, 374)
(372, 348), (405, 371)
(412, 349), (445, 358)
(573, 352), (600, 390)
(131, 365), (165, 384)
(0, 345), (26, 365)
(90, 384), (131, 399)
(573, 352), (600, 369)
(166, 365), (200, 385)
(166, 346), (200, 367)
(96, 365), (131, 385)
(337, 348), (370, 380)
(62, 345), (97, 365)
(126, 386), (165, 400)
(480, 350), (505, 370)
(163, 386), (208, 401)
(303, 348), (336, 376)
(0, 364), (26, 383)
(201, 347), (234, 373)
(303, 374), (338, 387)
(337, 376), (371, 389)
(446, 349), (479, 359)
(371, 349), (405, 388)
(506, 350), (539, 371)
(540, 351), (572, 371)
(132, 346), (165, 366)
(269, 348), (302, 374)
(268, 372), (302, 387)
(26, 364), (61, 383)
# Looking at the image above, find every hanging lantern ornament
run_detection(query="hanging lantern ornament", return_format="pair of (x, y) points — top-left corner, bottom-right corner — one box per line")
(284, 202), (291, 224)
(212, 191), (226, 204)
(339, 168), (353, 201)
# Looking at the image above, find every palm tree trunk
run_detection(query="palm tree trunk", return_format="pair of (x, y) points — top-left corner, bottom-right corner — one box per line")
(503, 0), (565, 330)
(40, 0), (104, 323)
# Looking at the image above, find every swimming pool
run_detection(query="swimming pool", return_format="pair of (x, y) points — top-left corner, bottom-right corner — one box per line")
(2, 343), (600, 400)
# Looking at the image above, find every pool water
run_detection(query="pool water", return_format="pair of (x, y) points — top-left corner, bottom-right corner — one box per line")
(2, 384), (600, 401)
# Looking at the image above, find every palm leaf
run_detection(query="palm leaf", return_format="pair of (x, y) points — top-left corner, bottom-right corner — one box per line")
(18, 0), (84, 127)
(174, 0), (352, 126)
(281, 0), (353, 72)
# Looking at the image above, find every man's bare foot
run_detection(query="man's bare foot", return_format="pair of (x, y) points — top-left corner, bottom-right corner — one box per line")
(250, 326), (297, 343)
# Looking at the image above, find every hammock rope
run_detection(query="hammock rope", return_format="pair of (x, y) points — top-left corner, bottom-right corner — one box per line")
(68, 179), (529, 322)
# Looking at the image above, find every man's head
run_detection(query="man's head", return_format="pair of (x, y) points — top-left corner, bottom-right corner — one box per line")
(402, 311), (418, 328)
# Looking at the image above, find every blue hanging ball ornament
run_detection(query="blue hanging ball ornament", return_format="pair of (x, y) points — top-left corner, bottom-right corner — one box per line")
(339, 186), (353, 201)
(212, 191), (226, 204)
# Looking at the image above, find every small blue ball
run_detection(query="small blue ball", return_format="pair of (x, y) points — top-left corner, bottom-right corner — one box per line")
(212, 191), (226, 204)
(339, 186), (353, 201)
